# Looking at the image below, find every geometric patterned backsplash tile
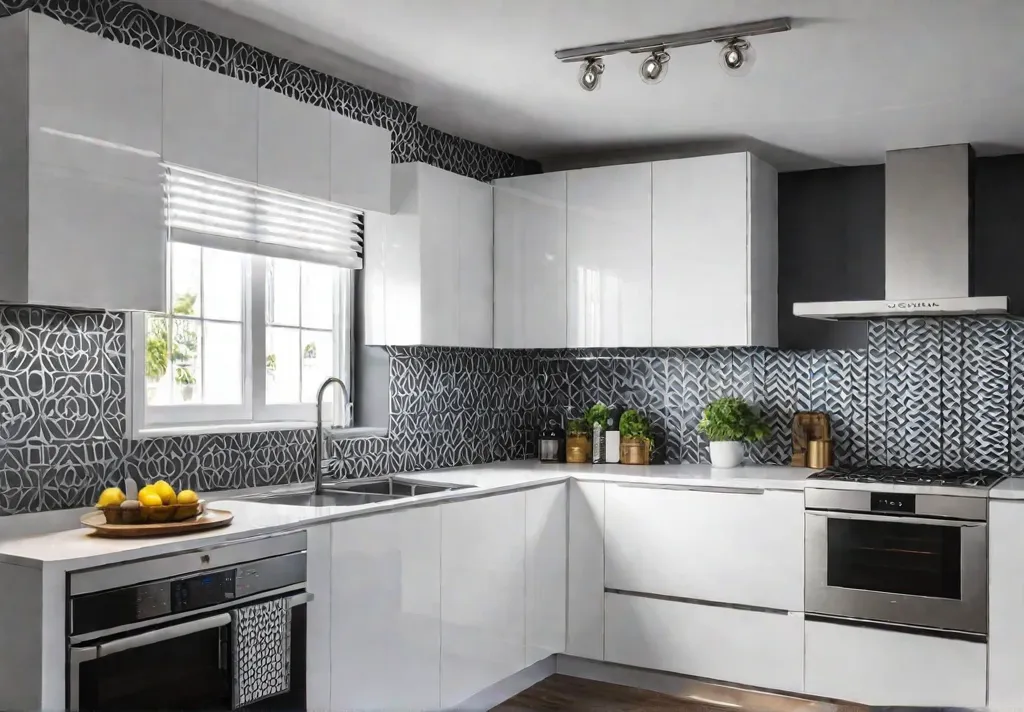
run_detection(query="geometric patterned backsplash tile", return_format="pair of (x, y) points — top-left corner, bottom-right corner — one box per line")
(4, 309), (1024, 516)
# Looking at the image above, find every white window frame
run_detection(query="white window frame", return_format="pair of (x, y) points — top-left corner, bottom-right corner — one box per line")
(128, 250), (354, 438)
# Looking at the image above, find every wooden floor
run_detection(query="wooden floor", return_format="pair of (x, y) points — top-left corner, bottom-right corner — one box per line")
(493, 675), (863, 712)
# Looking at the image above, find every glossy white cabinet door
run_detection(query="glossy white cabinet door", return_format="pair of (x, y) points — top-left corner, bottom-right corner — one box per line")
(652, 154), (748, 347)
(28, 14), (161, 182)
(566, 480), (605, 659)
(304, 526), (332, 711)
(805, 620), (986, 707)
(418, 165), (460, 346)
(440, 492), (526, 708)
(525, 483), (567, 665)
(162, 56), (258, 182)
(458, 177), (494, 348)
(566, 163), (652, 347)
(605, 593), (804, 693)
(604, 484), (803, 612)
(28, 163), (164, 311)
(988, 500), (1024, 708)
(331, 506), (442, 712)
(257, 87), (330, 198)
(330, 112), (391, 213)
(493, 173), (568, 348)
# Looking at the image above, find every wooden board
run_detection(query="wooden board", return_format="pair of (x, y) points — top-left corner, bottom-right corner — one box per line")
(80, 508), (233, 538)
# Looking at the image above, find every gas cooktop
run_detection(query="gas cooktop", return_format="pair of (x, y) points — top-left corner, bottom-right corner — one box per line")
(808, 466), (1005, 488)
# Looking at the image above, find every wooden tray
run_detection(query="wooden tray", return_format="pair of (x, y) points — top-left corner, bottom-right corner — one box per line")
(81, 507), (233, 538)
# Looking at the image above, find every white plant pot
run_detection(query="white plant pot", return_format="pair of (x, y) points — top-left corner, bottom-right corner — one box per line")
(710, 441), (744, 468)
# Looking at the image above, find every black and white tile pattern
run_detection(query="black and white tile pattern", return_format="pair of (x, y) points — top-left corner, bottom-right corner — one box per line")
(0, 0), (539, 181)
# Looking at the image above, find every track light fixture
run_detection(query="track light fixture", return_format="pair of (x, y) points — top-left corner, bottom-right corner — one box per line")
(578, 57), (604, 92)
(555, 17), (790, 90)
(639, 50), (670, 85)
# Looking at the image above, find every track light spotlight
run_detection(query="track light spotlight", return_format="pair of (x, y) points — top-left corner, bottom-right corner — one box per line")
(719, 37), (756, 76)
(578, 57), (604, 91)
(639, 50), (670, 85)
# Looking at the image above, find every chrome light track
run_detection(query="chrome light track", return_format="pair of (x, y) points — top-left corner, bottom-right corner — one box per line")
(554, 17), (792, 63)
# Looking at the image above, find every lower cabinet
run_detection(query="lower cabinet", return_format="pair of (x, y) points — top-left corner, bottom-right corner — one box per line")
(330, 507), (442, 712)
(604, 592), (804, 694)
(524, 484), (568, 666)
(566, 480), (605, 660)
(804, 620), (986, 707)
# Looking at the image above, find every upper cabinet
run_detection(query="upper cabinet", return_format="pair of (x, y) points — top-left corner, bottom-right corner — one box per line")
(493, 172), (568, 349)
(366, 162), (492, 347)
(257, 87), (331, 199)
(162, 56), (258, 182)
(0, 13), (164, 311)
(331, 113), (391, 214)
(566, 163), (653, 348)
(652, 152), (778, 347)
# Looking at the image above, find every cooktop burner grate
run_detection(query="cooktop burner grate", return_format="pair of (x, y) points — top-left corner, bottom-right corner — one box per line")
(808, 466), (1005, 488)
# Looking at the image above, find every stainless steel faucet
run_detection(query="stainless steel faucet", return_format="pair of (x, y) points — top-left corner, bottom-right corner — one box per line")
(314, 376), (350, 495)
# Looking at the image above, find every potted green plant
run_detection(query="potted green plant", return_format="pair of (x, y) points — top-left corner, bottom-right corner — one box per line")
(175, 366), (196, 402)
(697, 396), (768, 468)
(566, 417), (590, 463)
(584, 402), (610, 462)
(618, 409), (653, 465)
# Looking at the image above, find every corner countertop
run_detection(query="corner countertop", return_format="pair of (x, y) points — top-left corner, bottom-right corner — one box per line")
(0, 461), (818, 570)
(990, 478), (1024, 500)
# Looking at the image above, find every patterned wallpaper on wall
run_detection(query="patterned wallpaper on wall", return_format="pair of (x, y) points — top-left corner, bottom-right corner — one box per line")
(0, 0), (540, 181)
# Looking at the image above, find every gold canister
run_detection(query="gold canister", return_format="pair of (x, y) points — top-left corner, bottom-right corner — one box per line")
(807, 439), (833, 469)
(619, 438), (651, 466)
(566, 434), (591, 464)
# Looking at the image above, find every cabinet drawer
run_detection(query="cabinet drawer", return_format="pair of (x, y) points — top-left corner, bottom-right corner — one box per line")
(604, 593), (803, 693)
(805, 619), (986, 707)
(604, 484), (803, 611)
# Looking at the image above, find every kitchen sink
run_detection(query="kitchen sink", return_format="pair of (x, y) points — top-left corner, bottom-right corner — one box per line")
(241, 476), (471, 507)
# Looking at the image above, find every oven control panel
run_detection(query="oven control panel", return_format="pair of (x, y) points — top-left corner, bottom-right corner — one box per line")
(171, 569), (236, 613)
(870, 491), (916, 513)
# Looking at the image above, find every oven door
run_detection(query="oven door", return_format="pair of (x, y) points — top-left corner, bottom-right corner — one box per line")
(68, 596), (307, 711)
(805, 510), (987, 635)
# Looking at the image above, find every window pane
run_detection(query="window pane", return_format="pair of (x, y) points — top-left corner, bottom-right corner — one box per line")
(203, 321), (242, 405)
(144, 315), (171, 406)
(301, 263), (335, 329)
(171, 243), (202, 318)
(171, 319), (202, 404)
(202, 248), (243, 322)
(267, 258), (300, 326)
(300, 330), (334, 403)
(266, 326), (300, 404)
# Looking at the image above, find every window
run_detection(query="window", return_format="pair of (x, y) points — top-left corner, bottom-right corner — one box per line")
(130, 165), (361, 433)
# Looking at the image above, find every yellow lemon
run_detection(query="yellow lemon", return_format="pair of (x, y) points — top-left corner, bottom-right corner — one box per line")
(138, 491), (163, 507)
(176, 489), (199, 505)
(153, 480), (177, 505)
(96, 487), (125, 508)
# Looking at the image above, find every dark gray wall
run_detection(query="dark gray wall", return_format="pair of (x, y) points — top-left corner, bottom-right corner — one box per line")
(778, 154), (1024, 350)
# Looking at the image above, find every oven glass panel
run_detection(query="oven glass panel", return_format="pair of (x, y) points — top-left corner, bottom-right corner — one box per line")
(826, 518), (962, 599)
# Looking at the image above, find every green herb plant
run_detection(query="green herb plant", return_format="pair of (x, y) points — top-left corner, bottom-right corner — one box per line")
(697, 396), (768, 442)
(619, 409), (653, 446)
(567, 418), (589, 437)
(584, 402), (610, 430)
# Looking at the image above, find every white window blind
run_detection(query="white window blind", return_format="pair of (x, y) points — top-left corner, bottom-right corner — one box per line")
(164, 164), (364, 269)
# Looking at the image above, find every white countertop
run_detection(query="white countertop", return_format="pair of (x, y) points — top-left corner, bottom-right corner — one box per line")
(990, 478), (1024, 500)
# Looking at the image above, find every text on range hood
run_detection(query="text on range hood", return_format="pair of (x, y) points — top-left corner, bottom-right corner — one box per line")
(793, 144), (1009, 321)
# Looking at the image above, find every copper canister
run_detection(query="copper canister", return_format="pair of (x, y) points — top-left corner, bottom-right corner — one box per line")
(619, 438), (651, 466)
(566, 434), (591, 464)
(807, 439), (833, 469)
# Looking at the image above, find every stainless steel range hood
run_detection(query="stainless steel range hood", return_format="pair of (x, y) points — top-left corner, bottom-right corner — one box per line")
(793, 144), (1009, 321)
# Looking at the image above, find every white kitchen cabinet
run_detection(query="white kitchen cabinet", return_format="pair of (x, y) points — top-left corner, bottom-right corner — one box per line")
(566, 163), (653, 347)
(440, 491), (525, 708)
(604, 484), (803, 612)
(988, 499), (1024, 708)
(524, 483), (568, 666)
(0, 13), (164, 311)
(330, 506), (442, 712)
(566, 480), (605, 660)
(652, 153), (778, 347)
(330, 112), (391, 213)
(257, 87), (331, 199)
(493, 172), (568, 348)
(805, 619), (986, 707)
(368, 162), (493, 347)
(605, 593), (804, 693)
(162, 55), (258, 182)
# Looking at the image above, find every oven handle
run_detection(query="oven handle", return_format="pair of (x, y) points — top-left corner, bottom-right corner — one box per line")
(806, 510), (985, 527)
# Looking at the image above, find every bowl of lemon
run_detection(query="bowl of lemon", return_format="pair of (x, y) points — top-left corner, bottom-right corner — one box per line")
(96, 480), (203, 525)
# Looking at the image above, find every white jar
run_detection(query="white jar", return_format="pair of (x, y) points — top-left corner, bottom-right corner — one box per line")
(710, 441), (744, 468)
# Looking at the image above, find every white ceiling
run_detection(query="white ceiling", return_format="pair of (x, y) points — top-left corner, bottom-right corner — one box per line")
(151, 0), (1024, 171)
